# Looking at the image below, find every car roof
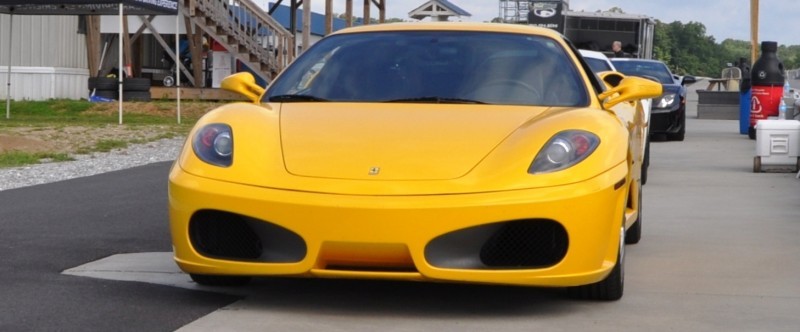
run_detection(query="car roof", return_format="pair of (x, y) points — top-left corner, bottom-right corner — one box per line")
(330, 22), (565, 39)
(579, 49), (616, 71)
(579, 49), (609, 59)
(609, 58), (664, 64)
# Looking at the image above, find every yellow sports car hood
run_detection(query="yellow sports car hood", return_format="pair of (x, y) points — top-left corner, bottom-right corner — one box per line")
(279, 103), (545, 180)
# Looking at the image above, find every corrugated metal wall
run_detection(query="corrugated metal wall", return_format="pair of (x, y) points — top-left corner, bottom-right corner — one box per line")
(0, 15), (87, 68)
(0, 14), (89, 100)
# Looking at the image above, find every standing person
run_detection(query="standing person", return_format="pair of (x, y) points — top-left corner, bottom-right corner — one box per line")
(611, 41), (629, 58)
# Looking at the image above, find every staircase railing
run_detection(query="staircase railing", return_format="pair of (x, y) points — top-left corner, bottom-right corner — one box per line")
(183, 0), (295, 82)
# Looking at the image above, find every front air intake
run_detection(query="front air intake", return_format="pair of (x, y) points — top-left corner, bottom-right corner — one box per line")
(425, 219), (568, 270)
(479, 220), (568, 268)
(188, 210), (307, 262)
(189, 210), (263, 260)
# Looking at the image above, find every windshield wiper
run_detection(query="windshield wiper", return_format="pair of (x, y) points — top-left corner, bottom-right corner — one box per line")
(385, 97), (488, 104)
(268, 94), (329, 102)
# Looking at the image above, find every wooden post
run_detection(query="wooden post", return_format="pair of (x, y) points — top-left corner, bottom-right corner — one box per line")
(346, 0), (353, 27)
(375, 0), (385, 23)
(185, 16), (204, 87)
(325, 0), (333, 35)
(750, 0), (759, 64)
(363, 0), (370, 25)
(85, 16), (101, 77)
(302, 0), (311, 52)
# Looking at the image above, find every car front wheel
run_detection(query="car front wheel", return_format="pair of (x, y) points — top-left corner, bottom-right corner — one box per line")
(567, 226), (625, 301)
(667, 109), (686, 141)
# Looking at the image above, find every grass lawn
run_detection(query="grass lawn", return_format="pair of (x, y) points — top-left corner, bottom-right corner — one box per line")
(0, 99), (224, 168)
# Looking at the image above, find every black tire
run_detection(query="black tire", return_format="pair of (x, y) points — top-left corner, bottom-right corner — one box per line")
(748, 126), (756, 140)
(626, 182), (642, 244)
(122, 91), (151, 102)
(92, 89), (118, 100)
(123, 77), (151, 92)
(89, 77), (119, 91)
(567, 227), (624, 301)
(190, 273), (252, 286)
(667, 110), (686, 141)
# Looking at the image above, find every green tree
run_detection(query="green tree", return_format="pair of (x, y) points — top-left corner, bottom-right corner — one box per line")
(643, 9), (800, 75)
(777, 45), (800, 69)
(652, 20), (673, 64)
(720, 39), (752, 65)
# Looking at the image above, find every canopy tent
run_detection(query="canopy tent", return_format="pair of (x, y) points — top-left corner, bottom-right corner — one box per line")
(0, 0), (177, 15)
(0, 0), (180, 124)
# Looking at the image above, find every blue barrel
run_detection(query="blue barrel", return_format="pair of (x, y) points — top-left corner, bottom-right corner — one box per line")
(739, 89), (751, 134)
(738, 57), (752, 135)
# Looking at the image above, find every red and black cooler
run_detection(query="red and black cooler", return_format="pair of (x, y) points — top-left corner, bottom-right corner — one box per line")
(749, 41), (785, 139)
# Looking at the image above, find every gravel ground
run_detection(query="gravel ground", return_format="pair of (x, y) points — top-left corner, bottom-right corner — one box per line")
(0, 137), (186, 191)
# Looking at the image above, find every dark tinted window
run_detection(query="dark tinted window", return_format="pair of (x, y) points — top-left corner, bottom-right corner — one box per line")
(611, 60), (674, 84)
(584, 57), (613, 73)
(265, 31), (589, 106)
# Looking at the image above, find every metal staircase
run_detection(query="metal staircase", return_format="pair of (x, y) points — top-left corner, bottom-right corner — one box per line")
(181, 0), (295, 82)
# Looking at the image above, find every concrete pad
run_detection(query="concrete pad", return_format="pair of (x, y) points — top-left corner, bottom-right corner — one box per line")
(62, 252), (251, 297)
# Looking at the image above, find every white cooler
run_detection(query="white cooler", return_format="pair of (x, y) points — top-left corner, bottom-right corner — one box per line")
(754, 119), (800, 172)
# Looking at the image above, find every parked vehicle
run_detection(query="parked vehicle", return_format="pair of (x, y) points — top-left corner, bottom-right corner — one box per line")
(611, 58), (696, 141)
(168, 22), (662, 301)
(579, 49), (617, 73)
(580, 50), (652, 184)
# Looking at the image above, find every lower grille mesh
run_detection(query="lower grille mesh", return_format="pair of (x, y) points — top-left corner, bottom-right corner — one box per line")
(479, 220), (568, 268)
(189, 210), (263, 260)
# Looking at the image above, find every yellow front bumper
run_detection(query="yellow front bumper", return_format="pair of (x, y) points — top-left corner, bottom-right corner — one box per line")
(169, 162), (629, 287)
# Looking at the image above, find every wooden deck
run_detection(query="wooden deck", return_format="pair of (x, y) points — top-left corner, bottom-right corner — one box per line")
(150, 87), (249, 101)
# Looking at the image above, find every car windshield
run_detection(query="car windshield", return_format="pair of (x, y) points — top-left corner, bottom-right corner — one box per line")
(265, 31), (589, 106)
(611, 60), (674, 84)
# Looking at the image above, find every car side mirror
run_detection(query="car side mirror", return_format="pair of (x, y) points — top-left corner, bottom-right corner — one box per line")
(220, 72), (265, 103)
(598, 75), (663, 109)
(681, 75), (697, 86)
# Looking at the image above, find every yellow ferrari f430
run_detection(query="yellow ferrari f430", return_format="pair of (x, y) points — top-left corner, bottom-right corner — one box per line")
(168, 22), (661, 301)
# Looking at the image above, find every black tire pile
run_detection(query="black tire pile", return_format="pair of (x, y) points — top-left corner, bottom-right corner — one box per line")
(88, 77), (151, 101)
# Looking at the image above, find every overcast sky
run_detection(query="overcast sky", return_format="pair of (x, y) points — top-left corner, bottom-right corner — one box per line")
(268, 0), (800, 46)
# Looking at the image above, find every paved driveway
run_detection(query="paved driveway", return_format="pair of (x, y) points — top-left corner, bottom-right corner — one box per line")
(1, 112), (799, 331)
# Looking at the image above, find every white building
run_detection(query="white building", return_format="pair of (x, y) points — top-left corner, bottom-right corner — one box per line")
(0, 15), (89, 100)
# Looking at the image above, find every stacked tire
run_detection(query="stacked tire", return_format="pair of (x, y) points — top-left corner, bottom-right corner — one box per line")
(87, 77), (151, 101)
(88, 77), (118, 100)
(122, 77), (151, 102)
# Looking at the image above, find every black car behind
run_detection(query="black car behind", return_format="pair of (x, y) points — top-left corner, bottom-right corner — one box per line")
(611, 59), (696, 141)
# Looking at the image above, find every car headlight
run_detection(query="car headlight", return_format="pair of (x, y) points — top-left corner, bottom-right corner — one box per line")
(192, 124), (233, 167)
(654, 93), (678, 109)
(528, 130), (600, 174)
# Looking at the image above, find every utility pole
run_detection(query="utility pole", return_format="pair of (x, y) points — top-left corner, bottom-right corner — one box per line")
(751, 0), (759, 64)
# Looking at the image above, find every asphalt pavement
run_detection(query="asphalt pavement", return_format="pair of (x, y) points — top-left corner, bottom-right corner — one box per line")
(0, 163), (240, 331)
(1, 86), (800, 330)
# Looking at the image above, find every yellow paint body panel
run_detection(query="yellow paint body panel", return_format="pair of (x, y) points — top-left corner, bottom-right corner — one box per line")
(168, 22), (660, 289)
(169, 160), (628, 286)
